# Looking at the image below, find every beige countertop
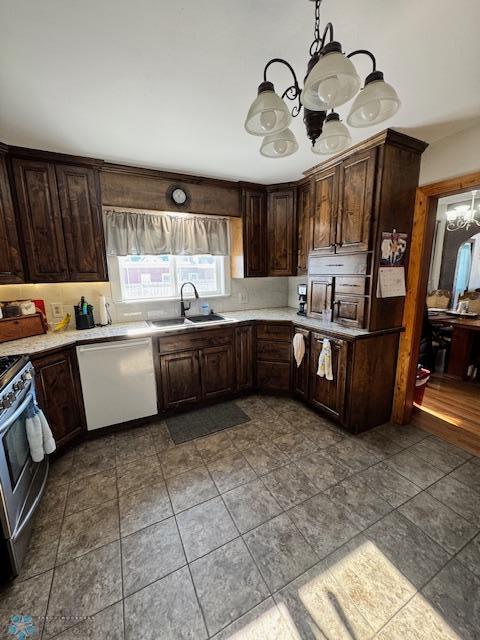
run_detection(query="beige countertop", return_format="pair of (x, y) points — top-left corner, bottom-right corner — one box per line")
(0, 307), (376, 356)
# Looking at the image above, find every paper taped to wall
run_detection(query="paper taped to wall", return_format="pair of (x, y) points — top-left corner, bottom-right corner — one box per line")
(377, 266), (406, 298)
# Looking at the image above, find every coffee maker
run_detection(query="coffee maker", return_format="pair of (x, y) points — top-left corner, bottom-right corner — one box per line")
(297, 283), (307, 316)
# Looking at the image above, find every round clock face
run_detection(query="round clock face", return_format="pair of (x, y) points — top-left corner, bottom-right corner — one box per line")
(171, 187), (187, 205)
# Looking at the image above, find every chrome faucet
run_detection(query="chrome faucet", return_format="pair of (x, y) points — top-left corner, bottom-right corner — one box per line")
(180, 282), (199, 317)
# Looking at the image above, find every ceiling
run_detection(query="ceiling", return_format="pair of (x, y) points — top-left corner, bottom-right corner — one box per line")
(1, 0), (480, 184)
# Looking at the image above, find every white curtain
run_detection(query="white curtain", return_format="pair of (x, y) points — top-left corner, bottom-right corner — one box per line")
(104, 210), (229, 256)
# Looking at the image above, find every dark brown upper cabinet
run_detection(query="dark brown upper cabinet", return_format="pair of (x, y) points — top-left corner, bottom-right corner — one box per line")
(11, 153), (107, 283)
(242, 189), (267, 277)
(311, 166), (339, 255)
(296, 181), (312, 275)
(336, 148), (376, 253)
(267, 188), (296, 276)
(56, 164), (107, 281)
(0, 147), (24, 283)
(12, 158), (69, 282)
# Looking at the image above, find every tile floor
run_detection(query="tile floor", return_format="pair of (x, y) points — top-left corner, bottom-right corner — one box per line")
(1, 395), (480, 639)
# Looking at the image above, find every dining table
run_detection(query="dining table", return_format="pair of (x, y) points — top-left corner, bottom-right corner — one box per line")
(428, 311), (480, 378)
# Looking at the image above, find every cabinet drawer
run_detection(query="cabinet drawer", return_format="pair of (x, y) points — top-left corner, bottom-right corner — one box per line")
(256, 323), (291, 341)
(158, 328), (233, 354)
(256, 360), (291, 392)
(257, 340), (291, 363)
(333, 295), (367, 328)
(308, 253), (368, 276)
(335, 276), (368, 296)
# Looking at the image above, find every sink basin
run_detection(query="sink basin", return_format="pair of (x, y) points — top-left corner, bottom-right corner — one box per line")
(148, 318), (186, 328)
(148, 314), (226, 329)
(185, 314), (226, 323)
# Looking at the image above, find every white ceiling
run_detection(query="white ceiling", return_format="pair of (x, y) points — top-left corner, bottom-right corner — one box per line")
(1, 0), (480, 184)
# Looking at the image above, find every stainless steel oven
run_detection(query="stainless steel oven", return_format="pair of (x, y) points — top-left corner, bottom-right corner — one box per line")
(0, 356), (48, 579)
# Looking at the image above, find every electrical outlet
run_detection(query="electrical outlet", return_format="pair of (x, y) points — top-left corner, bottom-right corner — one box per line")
(51, 302), (63, 319)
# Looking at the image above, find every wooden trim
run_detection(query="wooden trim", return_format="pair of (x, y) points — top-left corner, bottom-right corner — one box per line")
(392, 170), (480, 424)
(7, 145), (104, 168)
(303, 129), (428, 177)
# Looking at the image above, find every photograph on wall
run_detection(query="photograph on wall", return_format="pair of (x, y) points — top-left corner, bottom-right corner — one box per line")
(380, 229), (408, 266)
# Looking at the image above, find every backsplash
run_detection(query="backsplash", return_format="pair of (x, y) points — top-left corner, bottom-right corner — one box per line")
(0, 277), (290, 327)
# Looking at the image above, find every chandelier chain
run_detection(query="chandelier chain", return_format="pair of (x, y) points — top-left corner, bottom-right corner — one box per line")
(310, 0), (322, 56)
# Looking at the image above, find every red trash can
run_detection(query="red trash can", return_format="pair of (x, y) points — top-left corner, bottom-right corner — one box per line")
(414, 367), (431, 407)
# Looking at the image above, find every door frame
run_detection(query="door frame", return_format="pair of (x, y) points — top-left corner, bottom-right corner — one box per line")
(392, 170), (480, 424)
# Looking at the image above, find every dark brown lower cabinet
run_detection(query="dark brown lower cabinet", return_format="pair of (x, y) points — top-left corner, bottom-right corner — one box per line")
(292, 327), (310, 400)
(309, 333), (348, 421)
(201, 345), (234, 400)
(32, 347), (86, 449)
(160, 350), (202, 409)
(235, 325), (254, 391)
(158, 328), (235, 409)
(256, 323), (292, 393)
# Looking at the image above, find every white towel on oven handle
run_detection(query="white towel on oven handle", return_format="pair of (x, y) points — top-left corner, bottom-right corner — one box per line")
(39, 409), (56, 455)
(26, 413), (45, 462)
(26, 407), (56, 461)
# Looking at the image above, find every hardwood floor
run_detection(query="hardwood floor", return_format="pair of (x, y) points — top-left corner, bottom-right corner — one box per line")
(413, 374), (480, 455)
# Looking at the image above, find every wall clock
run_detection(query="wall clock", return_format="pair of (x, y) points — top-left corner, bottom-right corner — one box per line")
(168, 185), (190, 207)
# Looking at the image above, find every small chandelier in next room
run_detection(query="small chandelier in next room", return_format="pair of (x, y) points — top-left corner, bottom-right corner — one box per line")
(244, 0), (401, 158)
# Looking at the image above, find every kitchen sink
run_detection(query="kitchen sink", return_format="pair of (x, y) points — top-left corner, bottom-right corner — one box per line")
(148, 313), (226, 329)
(185, 314), (225, 323)
(148, 318), (187, 328)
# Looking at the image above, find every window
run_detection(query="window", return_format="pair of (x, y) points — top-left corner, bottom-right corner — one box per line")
(110, 254), (227, 302)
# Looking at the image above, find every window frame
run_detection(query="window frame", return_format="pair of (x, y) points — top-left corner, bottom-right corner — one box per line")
(108, 253), (231, 303)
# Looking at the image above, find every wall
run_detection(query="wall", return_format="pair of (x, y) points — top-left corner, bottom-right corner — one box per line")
(419, 122), (480, 185)
(0, 277), (289, 327)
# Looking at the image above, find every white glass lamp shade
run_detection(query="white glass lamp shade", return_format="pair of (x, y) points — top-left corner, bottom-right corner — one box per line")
(301, 42), (361, 111)
(260, 128), (298, 158)
(347, 71), (400, 128)
(245, 82), (291, 136)
(313, 113), (351, 155)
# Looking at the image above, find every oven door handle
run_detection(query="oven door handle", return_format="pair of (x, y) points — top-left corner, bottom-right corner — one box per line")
(0, 393), (34, 437)
(11, 461), (49, 541)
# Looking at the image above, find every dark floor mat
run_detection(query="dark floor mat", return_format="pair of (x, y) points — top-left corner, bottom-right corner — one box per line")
(166, 401), (251, 444)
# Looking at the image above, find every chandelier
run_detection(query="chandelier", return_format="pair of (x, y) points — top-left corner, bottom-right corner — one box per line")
(244, 0), (401, 158)
(446, 191), (480, 232)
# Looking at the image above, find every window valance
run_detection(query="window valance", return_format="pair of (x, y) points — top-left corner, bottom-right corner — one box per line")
(104, 210), (229, 256)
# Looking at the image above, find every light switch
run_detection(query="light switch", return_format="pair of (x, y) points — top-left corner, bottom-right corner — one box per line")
(51, 302), (64, 319)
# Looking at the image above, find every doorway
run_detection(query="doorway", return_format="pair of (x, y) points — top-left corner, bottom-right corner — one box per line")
(393, 171), (480, 455)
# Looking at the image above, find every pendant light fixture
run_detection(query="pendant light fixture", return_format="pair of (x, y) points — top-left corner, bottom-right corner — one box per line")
(244, 0), (401, 157)
(446, 191), (480, 232)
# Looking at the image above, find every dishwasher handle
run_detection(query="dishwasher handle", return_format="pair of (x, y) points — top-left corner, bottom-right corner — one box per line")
(77, 338), (151, 353)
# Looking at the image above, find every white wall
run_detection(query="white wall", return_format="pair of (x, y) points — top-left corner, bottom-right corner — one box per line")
(420, 123), (480, 185)
(0, 277), (289, 326)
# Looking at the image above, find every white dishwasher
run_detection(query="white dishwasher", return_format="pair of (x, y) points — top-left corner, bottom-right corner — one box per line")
(77, 338), (158, 431)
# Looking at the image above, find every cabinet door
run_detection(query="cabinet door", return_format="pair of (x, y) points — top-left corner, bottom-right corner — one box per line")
(297, 182), (312, 274)
(201, 344), (235, 400)
(0, 153), (24, 283)
(160, 350), (202, 409)
(243, 190), (267, 277)
(235, 325), (254, 391)
(311, 166), (339, 254)
(12, 159), (69, 282)
(267, 189), (296, 276)
(56, 165), (107, 281)
(33, 348), (86, 450)
(307, 276), (333, 320)
(293, 327), (310, 400)
(256, 361), (291, 392)
(333, 294), (367, 328)
(309, 334), (347, 420)
(337, 148), (376, 253)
